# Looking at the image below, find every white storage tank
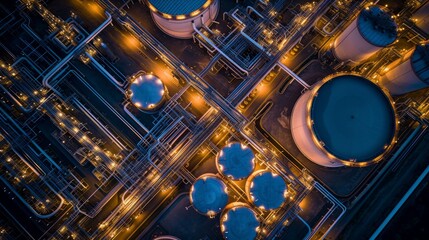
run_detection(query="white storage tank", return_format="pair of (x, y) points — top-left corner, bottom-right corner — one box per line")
(128, 74), (167, 111)
(412, 1), (429, 34)
(381, 43), (429, 95)
(333, 6), (397, 63)
(147, 0), (219, 39)
(290, 74), (397, 167)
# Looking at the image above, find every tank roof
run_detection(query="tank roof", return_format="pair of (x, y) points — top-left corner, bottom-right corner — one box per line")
(216, 142), (255, 180)
(129, 74), (165, 110)
(148, 0), (209, 16)
(190, 174), (228, 215)
(247, 171), (287, 210)
(221, 204), (259, 240)
(310, 75), (396, 163)
(411, 43), (429, 84)
(357, 6), (397, 47)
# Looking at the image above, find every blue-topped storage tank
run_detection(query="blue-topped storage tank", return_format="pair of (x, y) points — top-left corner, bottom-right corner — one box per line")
(128, 74), (167, 111)
(190, 173), (228, 217)
(220, 202), (259, 240)
(382, 43), (429, 95)
(216, 142), (255, 180)
(148, 0), (219, 39)
(290, 74), (398, 167)
(333, 5), (397, 63)
(245, 170), (287, 210)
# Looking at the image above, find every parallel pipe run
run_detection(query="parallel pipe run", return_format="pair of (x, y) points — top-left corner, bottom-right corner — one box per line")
(313, 182), (347, 238)
(0, 84), (32, 112)
(73, 98), (128, 150)
(370, 165), (429, 240)
(43, 12), (112, 89)
(123, 102), (150, 133)
(85, 52), (125, 91)
(230, 9), (270, 56)
(192, 22), (249, 75)
(296, 213), (312, 240)
(72, 70), (144, 139)
(0, 174), (65, 219)
(277, 62), (311, 89)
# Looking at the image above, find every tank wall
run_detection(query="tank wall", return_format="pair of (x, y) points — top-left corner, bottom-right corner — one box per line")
(382, 49), (426, 95)
(333, 18), (383, 63)
(290, 91), (343, 167)
(151, 0), (219, 39)
(413, 1), (429, 34)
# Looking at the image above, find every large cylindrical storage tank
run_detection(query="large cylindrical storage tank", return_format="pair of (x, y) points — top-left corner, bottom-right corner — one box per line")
(216, 142), (255, 181)
(245, 170), (287, 210)
(128, 74), (167, 111)
(290, 74), (398, 167)
(333, 6), (397, 63)
(412, 1), (429, 34)
(381, 43), (429, 95)
(220, 202), (259, 240)
(147, 0), (219, 39)
(190, 174), (228, 217)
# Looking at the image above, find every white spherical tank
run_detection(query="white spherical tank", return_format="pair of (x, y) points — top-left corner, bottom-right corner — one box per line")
(290, 74), (398, 168)
(147, 0), (219, 39)
(333, 6), (397, 63)
(381, 43), (429, 95)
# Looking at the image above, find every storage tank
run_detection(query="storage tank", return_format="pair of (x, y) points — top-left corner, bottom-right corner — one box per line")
(245, 170), (287, 210)
(147, 0), (219, 39)
(128, 74), (167, 111)
(190, 174), (228, 217)
(333, 6), (397, 63)
(412, 1), (429, 34)
(381, 43), (429, 95)
(290, 74), (397, 167)
(220, 202), (259, 240)
(216, 142), (255, 180)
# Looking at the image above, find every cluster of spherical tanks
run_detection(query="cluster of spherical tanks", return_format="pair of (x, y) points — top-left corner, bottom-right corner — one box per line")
(189, 142), (289, 240)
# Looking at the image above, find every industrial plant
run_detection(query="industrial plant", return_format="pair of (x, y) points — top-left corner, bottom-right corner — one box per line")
(0, 0), (428, 240)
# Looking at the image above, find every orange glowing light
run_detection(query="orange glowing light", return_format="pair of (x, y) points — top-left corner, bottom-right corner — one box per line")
(87, 3), (103, 16)
(122, 34), (141, 51)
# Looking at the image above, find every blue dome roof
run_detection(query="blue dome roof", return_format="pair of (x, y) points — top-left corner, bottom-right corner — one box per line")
(357, 6), (397, 47)
(148, 0), (209, 15)
(248, 171), (287, 210)
(129, 74), (165, 110)
(190, 175), (228, 215)
(310, 75), (396, 163)
(217, 142), (255, 180)
(221, 205), (259, 240)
